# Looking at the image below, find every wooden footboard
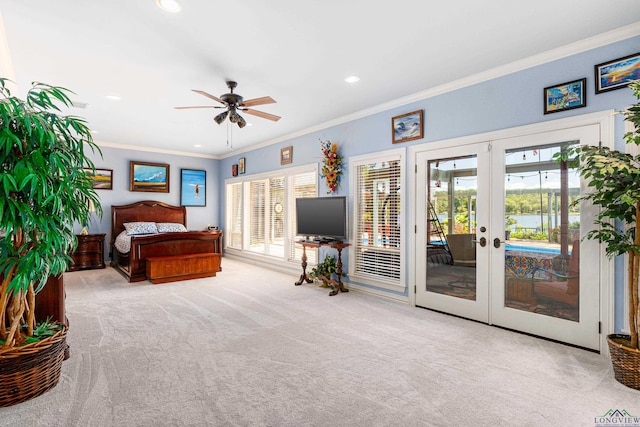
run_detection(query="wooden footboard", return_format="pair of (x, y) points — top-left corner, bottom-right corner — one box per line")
(110, 200), (223, 283)
(113, 231), (222, 282)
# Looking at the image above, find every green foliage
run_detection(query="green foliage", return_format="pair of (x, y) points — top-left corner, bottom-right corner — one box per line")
(552, 80), (640, 349)
(509, 225), (547, 241)
(309, 255), (345, 287)
(24, 318), (62, 344)
(552, 80), (640, 259)
(0, 78), (103, 295)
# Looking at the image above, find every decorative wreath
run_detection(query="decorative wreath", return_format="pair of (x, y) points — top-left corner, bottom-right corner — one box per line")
(320, 140), (343, 193)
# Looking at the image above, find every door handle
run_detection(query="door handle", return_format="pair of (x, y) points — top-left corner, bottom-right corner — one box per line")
(493, 238), (505, 248)
(472, 237), (487, 247)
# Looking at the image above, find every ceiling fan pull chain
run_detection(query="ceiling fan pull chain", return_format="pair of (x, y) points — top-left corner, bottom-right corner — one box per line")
(227, 119), (233, 150)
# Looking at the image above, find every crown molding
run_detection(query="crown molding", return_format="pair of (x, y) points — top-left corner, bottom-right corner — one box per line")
(221, 22), (640, 159)
(96, 140), (220, 160)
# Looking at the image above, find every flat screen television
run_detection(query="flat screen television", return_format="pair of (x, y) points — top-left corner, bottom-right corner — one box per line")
(295, 196), (347, 242)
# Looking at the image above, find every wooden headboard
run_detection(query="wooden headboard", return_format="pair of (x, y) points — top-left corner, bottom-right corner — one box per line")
(111, 200), (187, 244)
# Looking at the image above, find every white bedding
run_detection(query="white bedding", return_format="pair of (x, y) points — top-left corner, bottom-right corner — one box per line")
(114, 222), (189, 254)
(114, 230), (137, 254)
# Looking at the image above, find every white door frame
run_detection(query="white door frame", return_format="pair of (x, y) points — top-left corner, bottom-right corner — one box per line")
(408, 110), (615, 354)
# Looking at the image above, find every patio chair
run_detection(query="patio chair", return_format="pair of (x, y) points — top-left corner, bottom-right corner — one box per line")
(531, 240), (579, 307)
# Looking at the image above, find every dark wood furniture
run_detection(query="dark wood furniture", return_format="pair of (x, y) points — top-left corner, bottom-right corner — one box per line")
(110, 200), (222, 282)
(295, 240), (350, 296)
(68, 234), (106, 271)
(146, 253), (221, 284)
(34, 275), (65, 325)
(34, 274), (69, 359)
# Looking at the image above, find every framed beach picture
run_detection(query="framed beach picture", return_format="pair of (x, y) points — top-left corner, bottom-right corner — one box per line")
(84, 168), (113, 190)
(239, 157), (246, 174)
(594, 52), (640, 94)
(543, 78), (586, 114)
(180, 169), (206, 207)
(129, 161), (170, 193)
(392, 110), (423, 143)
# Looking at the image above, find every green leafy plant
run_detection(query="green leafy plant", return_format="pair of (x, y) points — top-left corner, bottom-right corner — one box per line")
(309, 255), (345, 288)
(554, 80), (640, 349)
(0, 78), (101, 348)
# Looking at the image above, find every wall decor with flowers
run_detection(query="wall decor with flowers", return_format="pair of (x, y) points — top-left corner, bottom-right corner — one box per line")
(320, 139), (343, 193)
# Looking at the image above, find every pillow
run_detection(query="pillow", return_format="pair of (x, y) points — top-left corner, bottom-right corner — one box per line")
(123, 221), (158, 235)
(156, 222), (187, 233)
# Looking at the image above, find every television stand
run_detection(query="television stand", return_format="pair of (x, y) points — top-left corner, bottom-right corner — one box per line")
(294, 240), (350, 296)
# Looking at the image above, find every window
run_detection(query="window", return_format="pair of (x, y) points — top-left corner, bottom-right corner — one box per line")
(288, 171), (317, 264)
(350, 150), (404, 290)
(226, 182), (243, 249)
(225, 164), (317, 264)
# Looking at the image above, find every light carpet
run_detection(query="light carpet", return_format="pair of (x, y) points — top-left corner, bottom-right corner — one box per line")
(1, 258), (638, 426)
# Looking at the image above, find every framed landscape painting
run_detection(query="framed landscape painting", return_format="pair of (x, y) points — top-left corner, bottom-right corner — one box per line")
(84, 168), (113, 190)
(392, 110), (423, 143)
(543, 78), (586, 114)
(595, 52), (640, 93)
(180, 169), (206, 207)
(130, 161), (170, 193)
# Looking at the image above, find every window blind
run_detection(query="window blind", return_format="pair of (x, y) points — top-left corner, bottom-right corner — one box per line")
(227, 182), (243, 249)
(288, 172), (317, 264)
(354, 159), (402, 282)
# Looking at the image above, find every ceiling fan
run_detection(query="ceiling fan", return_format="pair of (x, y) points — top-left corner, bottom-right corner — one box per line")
(175, 81), (280, 128)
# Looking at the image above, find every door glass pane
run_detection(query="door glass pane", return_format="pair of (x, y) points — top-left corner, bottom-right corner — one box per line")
(504, 143), (580, 322)
(426, 155), (477, 301)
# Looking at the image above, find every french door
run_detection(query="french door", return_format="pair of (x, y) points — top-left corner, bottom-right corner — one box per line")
(415, 125), (601, 350)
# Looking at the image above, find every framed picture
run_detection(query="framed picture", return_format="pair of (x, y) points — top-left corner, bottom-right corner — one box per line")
(239, 157), (246, 174)
(232, 164), (238, 177)
(129, 161), (170, 193)
(281, 146), (293, 165)
(180, 169), (206, 207)
(594, 52), (640, 94)
(392, 110), (423, 143)
(543, 78), (586, 114)
(84, 168), (113, 190)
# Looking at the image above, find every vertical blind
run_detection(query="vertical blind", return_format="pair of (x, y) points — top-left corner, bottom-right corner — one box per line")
(225, 167), (317, 263)
(227, 182), (243, 248)
(353, 159), (402, 283)
(288, 172), (317, 264)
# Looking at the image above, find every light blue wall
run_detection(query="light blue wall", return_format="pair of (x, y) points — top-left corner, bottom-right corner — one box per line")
(215, 35), (640, 332)
(85, 146), (219, 251)
(97, 35), (638, 332)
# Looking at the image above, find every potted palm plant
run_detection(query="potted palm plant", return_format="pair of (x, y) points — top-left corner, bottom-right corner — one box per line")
(558, 80), (640, 390)
(0, 78), (101, 406)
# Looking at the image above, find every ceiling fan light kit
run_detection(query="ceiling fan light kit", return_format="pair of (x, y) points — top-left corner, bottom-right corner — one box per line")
(177, 80), (280, 129)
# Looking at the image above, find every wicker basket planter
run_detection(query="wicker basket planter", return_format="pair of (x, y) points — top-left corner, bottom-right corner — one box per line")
(607, 334), (640, 391)
(0, 325), (68, 407)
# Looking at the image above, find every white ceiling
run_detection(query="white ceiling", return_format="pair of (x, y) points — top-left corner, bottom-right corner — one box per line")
(1, 1), (639, 158)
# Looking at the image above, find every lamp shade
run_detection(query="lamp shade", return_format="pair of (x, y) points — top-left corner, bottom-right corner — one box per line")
(214, 111), (228, 124)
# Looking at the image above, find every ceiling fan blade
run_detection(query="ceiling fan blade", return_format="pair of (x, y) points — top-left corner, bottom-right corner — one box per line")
(174, 106), (218, 110)
(240, 96), (276, 108)
(243, 108), (281, 122)
(192, 89), (224, 104)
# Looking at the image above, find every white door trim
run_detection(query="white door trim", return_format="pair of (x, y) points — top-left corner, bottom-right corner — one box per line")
(408, 110), (615, 354)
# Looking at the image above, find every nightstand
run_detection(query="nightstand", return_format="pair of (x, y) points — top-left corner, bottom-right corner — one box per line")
(69, 233), (106, 271)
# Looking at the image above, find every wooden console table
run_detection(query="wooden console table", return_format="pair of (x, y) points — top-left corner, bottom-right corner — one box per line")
(294, 240), (350, 296)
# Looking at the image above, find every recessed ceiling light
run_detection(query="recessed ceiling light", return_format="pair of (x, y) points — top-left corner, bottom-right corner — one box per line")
(156, 0), (182, 13)
(194, 144), (202, 148)
(345, 75), (360, 83)
(105, 95), (121, 101)
(91, 130), (99, 134)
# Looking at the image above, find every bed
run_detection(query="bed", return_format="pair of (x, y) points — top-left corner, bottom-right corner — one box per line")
(110, 200), (222, 283)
